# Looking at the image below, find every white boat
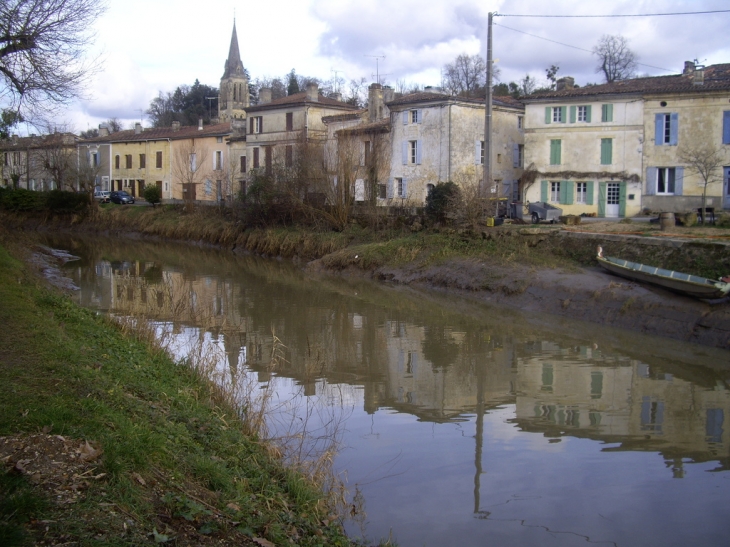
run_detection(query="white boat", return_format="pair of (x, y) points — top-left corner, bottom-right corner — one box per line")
(596, 246), (730, 300)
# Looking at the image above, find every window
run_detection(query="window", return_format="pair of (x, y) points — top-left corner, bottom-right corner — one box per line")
(378, 183), (387, 199)
(139, 154), (145, 169)
(476, 140), (485, 165)
(601, 104), (613, 123)
(517, 116), (523, 129)
(125, 154), (132, 169)
(550, 181), (560, 203)
(286, 112), (293, 131)
(189, 153), (196, 171)
(216, 136), (223, 143)
(410, 110), (419, 123)
(253, 148), (259, 168)
(402, 109), (422, 124)
(214, 150), (222, 170)
(655, 113), (678, 145)
(600, 138), (613, 165)
(91, 152), (99, 167)
(403, 140), (421, 164)
(576, 182), (587, 203)
(240, 155), (246, 173)
(156, 151), (162, 168)
(578, 105), (589, 122)
(723, 111), (730, 144)
(549, 139), (561, 165)
(205, 179), (212, 195)
(250, 116), (263, 134)
(513, 144), (524, 168)
(657, 167), (676, 194)
(553, 107), (563, 123)
(364, 141), (371, 166)
(285, 145), (293, 167)
(395, 177), (406, 198)
(265, 146), (272, 174)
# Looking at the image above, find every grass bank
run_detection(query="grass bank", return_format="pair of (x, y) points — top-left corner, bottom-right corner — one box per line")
(0, 239), (356, 546)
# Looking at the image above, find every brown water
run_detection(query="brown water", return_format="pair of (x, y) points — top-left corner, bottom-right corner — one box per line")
(54, 234), (730, 547)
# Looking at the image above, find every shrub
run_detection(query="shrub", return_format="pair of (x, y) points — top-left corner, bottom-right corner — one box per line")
(143, 185), (162, 207)
(425, 181), (459, 222)
(46, 190), (89, 214)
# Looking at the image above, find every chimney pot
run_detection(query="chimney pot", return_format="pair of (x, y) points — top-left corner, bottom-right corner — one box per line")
(556, 76), (574, 91)
(198, 118), (203, 130)
(134, 122), (142, 134)
(683, 60), (696, 75)
(171, 121), (180, 131)
(306, 82), (319, 102)
(98, 123), (109, 137)
(259, 87), (272, 104)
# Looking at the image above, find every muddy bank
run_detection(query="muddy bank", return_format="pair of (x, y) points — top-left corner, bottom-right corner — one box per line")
(310, 229), (730, 350)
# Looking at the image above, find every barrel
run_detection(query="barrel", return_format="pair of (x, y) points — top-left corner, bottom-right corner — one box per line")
(660, 212), (675, 231)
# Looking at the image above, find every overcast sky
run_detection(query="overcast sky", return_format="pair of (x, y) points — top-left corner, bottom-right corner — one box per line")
(54, 0), (730, 133)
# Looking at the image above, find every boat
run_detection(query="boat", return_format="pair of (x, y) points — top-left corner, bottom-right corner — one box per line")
(596, 246), (730, 300)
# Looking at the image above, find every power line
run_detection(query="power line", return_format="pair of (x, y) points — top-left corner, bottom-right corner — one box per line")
(498, 10), (730, 18)
(495, 22), (674, 73)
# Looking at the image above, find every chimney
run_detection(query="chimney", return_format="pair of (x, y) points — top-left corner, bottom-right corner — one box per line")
(693, 68), (705, 85)
(383, 86), (394, 103)
(556, 77), (574, 91)
(306, 82), (319, 102)
(171, 121), (180, 131)
(198, 118), (203, 130)
(368, 83), (383, 122)
(683, 60), (696, 75)
(134, 122), (142, 134)
(98, 123), (109, 137)
(330, 92), (342, 102)
(259, 87), (272, 104)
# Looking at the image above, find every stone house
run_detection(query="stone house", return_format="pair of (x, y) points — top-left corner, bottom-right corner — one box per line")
(385, 91), (525, 206)
(522, 61), (730, 218)
(1, 132), (80, 191)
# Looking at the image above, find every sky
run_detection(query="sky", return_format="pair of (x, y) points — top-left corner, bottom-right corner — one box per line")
(41, 0), (730, 134)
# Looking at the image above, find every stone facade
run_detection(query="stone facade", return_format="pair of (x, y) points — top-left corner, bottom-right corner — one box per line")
(218, 21), (249, 123)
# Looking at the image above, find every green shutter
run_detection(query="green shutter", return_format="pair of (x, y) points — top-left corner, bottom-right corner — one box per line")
(564, 180), (574, 205)
(586, 181), (594, 205)
(619, 182), (627, 217)
(600, 138), (613, 165)
(598, 182), (607, 217)
(585, 105), (592, 123)
(560, 106), (567, 123)
(550, 139), (561, 165)
(541, 180), (548, 203)
(602, 104), (613, 123)
(570, 106), (576, 123)
(559, 181), (567, 204)
(545, 107), (551, 124)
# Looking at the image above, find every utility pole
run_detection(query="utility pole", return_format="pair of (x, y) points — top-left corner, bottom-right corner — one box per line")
(483, 12), (494, 212)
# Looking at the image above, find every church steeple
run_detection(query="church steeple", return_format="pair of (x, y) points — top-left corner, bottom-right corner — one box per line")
(218, 20), (249, 122)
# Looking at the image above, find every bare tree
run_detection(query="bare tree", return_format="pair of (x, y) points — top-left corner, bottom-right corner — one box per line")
(679, 144), (725, 225)
(593, 35), (638, 83)
(172, 140), (210, 211)
(0, 0), (105, 123)
(33, 131), (78, 190)
(443, 54), (499, 98)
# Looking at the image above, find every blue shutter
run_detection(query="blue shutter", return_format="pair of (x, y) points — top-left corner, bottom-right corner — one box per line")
(598, 182), (607, 217)
(669, 113), (679, 145)
(646, 167), (657, 195)
(564, 180), (574, 205)
(675, 167), (684, 195)
(619, 183), (627, 217)
(386, 178), (394, 199)
(402, 178), (408, 197)
(402, 111), (408, 125)
(475, 140), (482, 165)
(402, 141), (408, 164)
(417, 109), (423, 124)
(585, 181), (594, 205)
(655, 114), (663, 145)
(570, 106), (576, 123)
(586, 105), (592, 123)
(416, 140), (422, 164)
(512, 143), (519, 167)
(540, 180), (548, 202)
(545, 107), (551, 124)
(723, 111), (730, 144)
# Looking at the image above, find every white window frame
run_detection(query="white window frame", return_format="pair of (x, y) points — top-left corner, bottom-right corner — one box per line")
(189, 153), (197, 172)
(576, 182), (587, 203)
(410, 110), (419, 123)
(395, 177), (405, 198)
(656, 167), (676, 195)
(661, 114), (671, 144)
(552, 107), (563, 123)
(577, 106), (588, 122)
(409, 141), (418, 164)
(550, 181), (561, 203)
(214, 150), (223, 170)
(517, 116), (523, 129)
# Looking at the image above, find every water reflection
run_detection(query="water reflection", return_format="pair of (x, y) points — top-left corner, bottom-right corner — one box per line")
(53, 234), (730, 547)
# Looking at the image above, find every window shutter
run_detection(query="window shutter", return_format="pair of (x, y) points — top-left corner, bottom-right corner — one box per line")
(386, 178), (394, 199)
(669, 113), (679, 145)
(559, 181), (567, 204)
(417, 109), (423, 124)
(545, 107), (551, 124)
(402, 111), (408, 125)
(540, 180), (548, 202)
(723, 111), (730, 144)
(602, 104), (613, 122)
(402, 178), (408, 197)
(259, 117), (263, 133)
(654, 114), (663, 145)
(598, 182), (607, 217)
(564, 180), (574, 205)
(416, 140), (422, 164)
(560, 106), (567, 123)
(646, 167), (657, 195)
(402, 141), (408, 164)
(475, 140), (482, 165)
(250, 118), (254, 134)
(585, 105), (592, 123)
(570, 106), (576, 123)
(550, 140), (561, 165)
(601, 139), (612, 165)
(618, 182), (627, 217)
(675, 167), (684, 195)
(585, 181), (594, 205)
(512, 143), (519, 167)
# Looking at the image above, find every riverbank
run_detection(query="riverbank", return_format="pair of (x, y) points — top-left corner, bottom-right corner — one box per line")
(0, 236), (356, 546)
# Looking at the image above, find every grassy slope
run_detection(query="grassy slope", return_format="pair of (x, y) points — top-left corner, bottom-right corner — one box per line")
(0, 242), (353, 546)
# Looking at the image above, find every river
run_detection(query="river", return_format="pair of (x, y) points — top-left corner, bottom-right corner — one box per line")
(51, 234), (730, 547)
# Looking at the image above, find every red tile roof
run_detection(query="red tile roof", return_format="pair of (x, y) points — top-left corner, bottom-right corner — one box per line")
(79, 123), (234, 144)
(322, 110), (367, 124)
(336, 118), (391, 135)
(386, 91), (524, 110)
(245, 92), (359, 112)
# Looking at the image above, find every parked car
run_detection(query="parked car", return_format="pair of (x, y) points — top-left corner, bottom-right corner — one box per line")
(94, 190), (111, 203)
(110, 191), (135, 204)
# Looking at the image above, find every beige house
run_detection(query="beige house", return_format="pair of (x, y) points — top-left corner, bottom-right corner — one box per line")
(1, 132), (80, 191)
(386, 91), (525, 206)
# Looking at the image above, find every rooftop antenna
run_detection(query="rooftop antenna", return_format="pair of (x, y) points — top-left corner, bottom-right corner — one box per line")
(365, 55), (385, 84)
(372, 72), (391, 85)
(205, 96), (217, 119)
(135, 109), (144, 124)
(331, 69), (343, 93)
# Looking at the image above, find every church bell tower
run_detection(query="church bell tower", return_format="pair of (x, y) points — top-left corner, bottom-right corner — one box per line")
(218, 20), (249, 122)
